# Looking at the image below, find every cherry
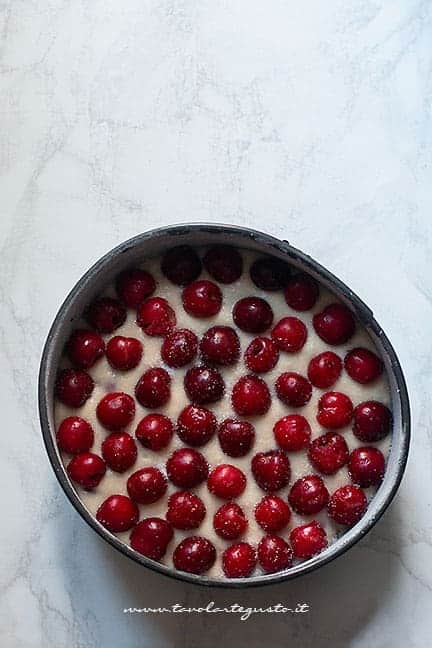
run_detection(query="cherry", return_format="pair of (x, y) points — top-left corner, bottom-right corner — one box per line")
(244, 337), (279, 373)
(308, 432), (349, 475)
(135, 368), (171, 409)
(275, 372), (312, 407)
(251, 450), (291, 492)
(182, 280), (222, 318)
(307, 351), (342, 389)
(218, 418), (255, 457)
(199, 326), (240, 366)
(173, 536), (216, 574)
(177, 405), (217, 447)
(161, 246), (202, 285)
(101, 432), (137, 472)
(86, 297), (126, 333)
(55, 368), (94, 408)
(184, 366), (225, 404)
(207, 464), (247, 499)
(166, 491), (206, 530)
(96, 392), (135, 431)
(130, 518), (173, 560)
(137, 297), (176, 337)
(284, 274), (319, 311)
(344, 348), (383, 384)
(57, 416), (94, 454)
(273, 415), (311, 452)
(166, 448), (209, 488)
(313, 303), (355, 345)
(271, 317), (307, 353)
(249, 257), (291, 291)
(258, 535), (293, 573)
(67, 453), (106, 490)
(317, 391), (353, 429)
(161, 329), (198, 367)
(135, 414), (174, 451)
(116, 268), (156, 308)
(290, 521), (328, 559)
(222, 542), (257, 578)
(96, 494), (139, 532)
(66, 329), (105, 369)
(231, 375), (271, 416)
(348, 447), (386, 487)
(127, 467), (167, 504)
(328, 485), (368, 526)
(203, 245), (243, 284)
(233, 297), (274, 333)
(353, 401), (392, 442)
(288, 475), (329, 515)
(106, 336), (143, 370)
(254, 495), (291, 533)
(213, 503), (248, 540)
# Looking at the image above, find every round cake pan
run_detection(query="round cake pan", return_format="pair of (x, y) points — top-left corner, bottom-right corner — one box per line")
(39, 224), (410, 588)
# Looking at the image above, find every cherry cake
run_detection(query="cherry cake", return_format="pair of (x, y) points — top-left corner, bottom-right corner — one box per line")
(54, 245), (392, 580)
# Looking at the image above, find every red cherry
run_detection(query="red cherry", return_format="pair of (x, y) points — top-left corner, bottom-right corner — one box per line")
(244, 337), (279, 373)
(313, 303), (355, 345)
(182, 280), (222, 318)
(258, 535), (293, 573)
(55, 368), (94, 408)
(213, 503), (248, 540)
(86, 297), (126, 333)
(106, 336), (143, 370)
(203, 245), (243, 284)
(57, 417), (94, 454)
(67, 453), (106, 490)
(328, 485), (368, 526)
(308, 351), (342, 389)
(222, 542), (257, 578)
(173, 536), (216, 574)
(135, 368), (171, 409)
(166, 491), (206, 530)
(273, 415), (311, 452)
(290, 521), (328, 559)
(66, 329), (104, 369)
(137, 297), (176, 337)
(96, 494), (139, 532)
(177, 405), (217, 447)
(166, 448), (209, 488)
(275, 372), (312, 407)
(308, 432), (349, 475)
(254, 495), (291, 533)
(96, 392), (135, 431)
(130, 518), (173, 559)
(127, 467), (167, 504)
(271, 317), (307, 353)
(288, 475), (329, 515)
(207, 464), (247, 499)
(184, 365), (225, 404)
(231, 375), (271, 416)
(348, 446), (385, 487)
(317, 391), (353, 429)
(344, 348), (384, 384)
(101, 432), (137, 472)
(251, 450), (291, 492)
(161, 329), (198, 368)
(353, 401), (392, 442)
(135, 414), (174, 451)
(199, 326), (240, 366)
(218, 418), (255, 457)
(250, 257), (291, 291)
(116, 268), (156, 308)
(284, 274), (319, 311)
(161, 246), (202, 285)
(233, 297), (274, 333)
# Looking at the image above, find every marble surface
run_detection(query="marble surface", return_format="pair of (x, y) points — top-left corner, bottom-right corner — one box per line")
(1, 1), (431, 646)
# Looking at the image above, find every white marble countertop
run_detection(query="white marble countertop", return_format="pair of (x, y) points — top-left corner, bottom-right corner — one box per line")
(1, 1), (431, 646)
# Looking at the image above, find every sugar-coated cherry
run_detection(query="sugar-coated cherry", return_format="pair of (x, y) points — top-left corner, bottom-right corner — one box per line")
(135, 413), (174, 451)
(313, 303), (355, 345)
(106, 336), (143, 370)
(161, 329), (198, 367)
(116, 268), (156, 308)
(101, 432), (137, 472)
(96, 392), (135, 430)
(231, 375), (271, 416)
(203, 245), (243, 284)
(308, 432), (349, 475)
(161, 246), (202, 286)
(344, 347), (383, 384)
(251, 450), (291, 492)
(207, 464), (247, 499)
(166, 491), (206, 530)
(67, 453), (106, 490)
(57, 416), (94, 454)
(271, 317), (307, 353)
(127, 467), (167, 504)
(290, 521), (328, 559)
(213, 502), (248, 540)
(258, 535), (293, 573)
(275, 372), (312, 408)
(222, 542), (257, 578)
(218, 418), (255, 457)
(137, 297), (176, 337)
(244, 337), (279, 373)
(199, 326), (240, 366)
(317, 391), (353, 429)
(328, 485), (368, 526)
(307, 351), (342, 389)
(353, 401), (392, 442)
(135, 368), (171, 409)
(55, 368), (94, 408)
(249, 257), (291, 291)
(177, 405), (217, 447)
(254, 495), (291, 533)
(86, 297), (126, 333)
(96, 494), (139, 532)
(130, 518), (173, 559)
(233, 297), (274, 333)
(173, 536), (216, 574)
(166, 448), (209, 488)
(284, 274), (319, 311)
(288, 475), (329, 515)
(182, 280), (222, 318)
(67, 329), (105, 369)
(184, 365), (225, 404)
(273, 414), (311, 452)
(348, 447), (386, 487)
